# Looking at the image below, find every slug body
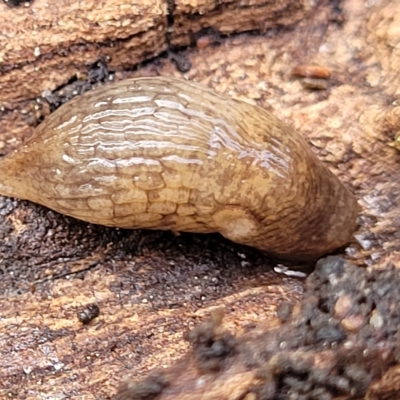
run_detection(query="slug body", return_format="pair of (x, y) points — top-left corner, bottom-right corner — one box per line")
(0, 77), (358, 259)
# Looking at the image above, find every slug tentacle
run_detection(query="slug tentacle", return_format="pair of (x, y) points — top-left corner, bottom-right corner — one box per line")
(0, 77), (359, 260)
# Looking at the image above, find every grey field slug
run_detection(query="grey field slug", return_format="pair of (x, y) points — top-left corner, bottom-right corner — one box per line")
(0, 76), (359, 260)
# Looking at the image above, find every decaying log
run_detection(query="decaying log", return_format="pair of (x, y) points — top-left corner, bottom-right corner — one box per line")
(0, 0), (312, 103)
(2, 0), (400, 399)
(1, 0), (168, 103)
(170, 0), (312, 46)
(116, 257), (400, 400)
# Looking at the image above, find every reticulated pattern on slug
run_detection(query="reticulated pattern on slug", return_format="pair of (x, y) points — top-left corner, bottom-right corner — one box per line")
(0, 77), (359, 260)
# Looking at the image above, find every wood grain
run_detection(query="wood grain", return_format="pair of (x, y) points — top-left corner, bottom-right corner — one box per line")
(0, 0), (312, 103)
(2, 0), (400, 399)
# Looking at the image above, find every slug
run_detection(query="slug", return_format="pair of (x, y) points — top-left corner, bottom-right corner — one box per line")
(0, 77), (359, 260)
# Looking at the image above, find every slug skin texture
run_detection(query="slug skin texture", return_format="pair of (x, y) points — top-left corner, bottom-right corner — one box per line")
(0, 77), (359, 260)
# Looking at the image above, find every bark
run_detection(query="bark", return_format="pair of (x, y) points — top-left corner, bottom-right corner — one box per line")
(1, 0), (400, 399)
(0, 0), (310, 102)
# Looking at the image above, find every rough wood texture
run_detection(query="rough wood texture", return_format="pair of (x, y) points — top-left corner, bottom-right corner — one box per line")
(170, 0), (312, 46)
(2, 0), (400, 399)
(0, 0), (168, 102)
(115, 259), (400, 400)
(0, 0), (310, 103)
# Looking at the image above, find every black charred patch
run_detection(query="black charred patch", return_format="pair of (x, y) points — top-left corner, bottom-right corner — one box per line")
(184, 308), (237, 373)
(3, 0), (33, 7)
(250, 256), (400, 399)
(77, 303), (100, 325)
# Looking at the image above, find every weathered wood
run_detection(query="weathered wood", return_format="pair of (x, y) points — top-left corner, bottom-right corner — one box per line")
(0, 0), (311, 103)
(1, 0), (400, 399)
(0, 0), (168, 102)
(171, 0), (311, 46)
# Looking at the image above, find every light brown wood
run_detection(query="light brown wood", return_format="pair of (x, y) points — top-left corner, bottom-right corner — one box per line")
(0, 0), (168, 102)
(171, 0), (311, 46)
(1, 0), (400, 399)
(0, 0), (309, 103)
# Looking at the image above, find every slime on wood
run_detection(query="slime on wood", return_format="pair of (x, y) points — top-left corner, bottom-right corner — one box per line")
(0, 77), (359, 260)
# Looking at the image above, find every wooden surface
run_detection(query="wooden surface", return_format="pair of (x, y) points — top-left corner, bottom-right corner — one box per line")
(170, 0), (310, 46)
(0, 0), (309, 103)
(1, 0), (400, 398)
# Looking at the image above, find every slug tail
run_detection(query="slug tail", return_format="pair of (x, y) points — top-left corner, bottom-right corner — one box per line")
(0, 150), (32, 200)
